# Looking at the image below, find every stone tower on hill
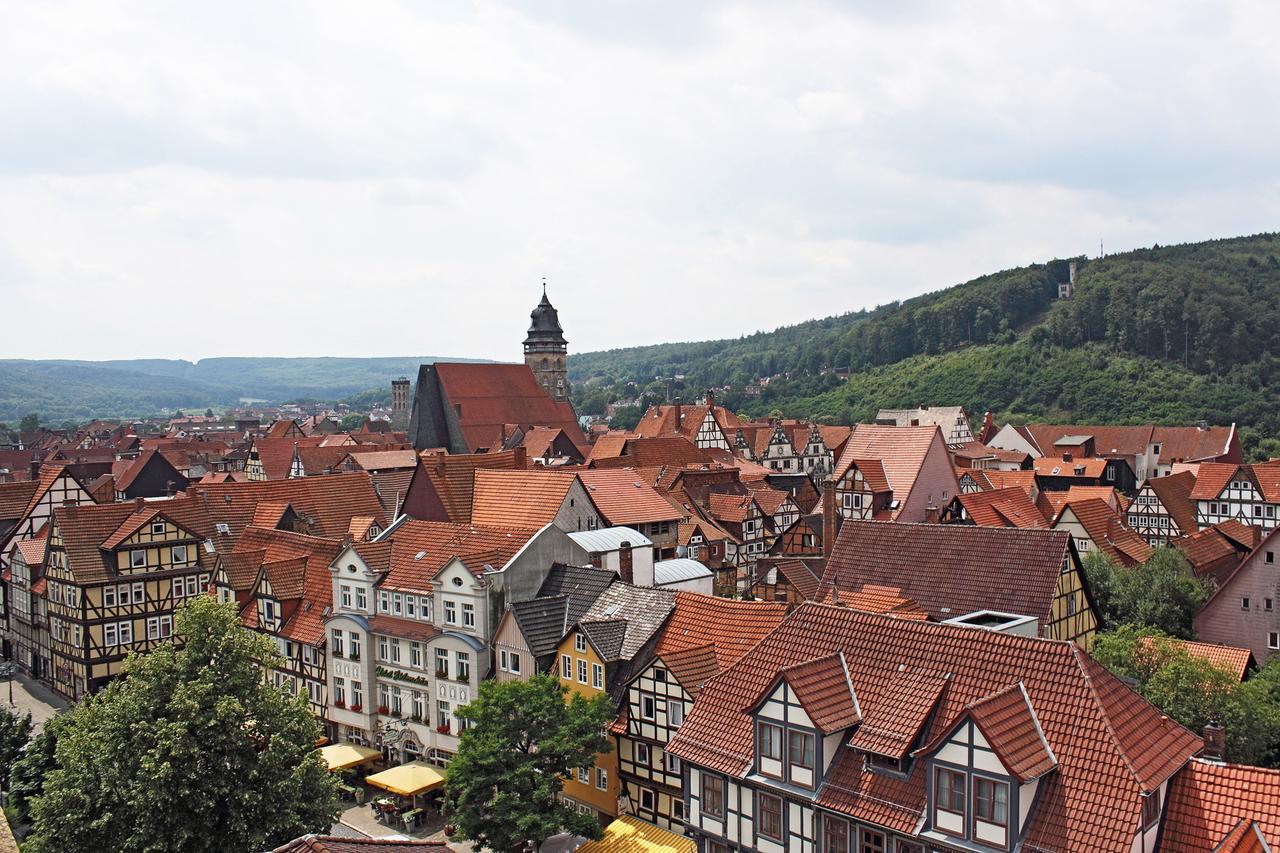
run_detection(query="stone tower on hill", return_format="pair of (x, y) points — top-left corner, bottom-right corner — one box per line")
(523, 285), (569, 402)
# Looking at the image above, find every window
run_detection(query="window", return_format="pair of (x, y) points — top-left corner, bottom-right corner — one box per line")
(640, 788), (654, 811)
(462, 603), (475, 628)
(595, 768), (607, 790)
(262, 600), (276, 624)
(757, 792), (783, 841)
(437, 701), (450, 730)
(577, 658), (588, 683)
(151, 520), (166, 536)
(456, 652), (470, 681)
(436, 649), (450, 676)
(1270, 633), (1279, 650)
(1243, 597), (1251, 610)
(379, 591), (390, 612)
(355, 587), (366, 611)
(561, 654), (572, 679)
(668, 699), (684, 727)
(103, 586), (117, 607)
(392, 592), (403, 615)
(641, 696), (655, 720)
(935, 768), (966, 815)
(103, 622), (119, 646)
(575, 633), (587, 652)
(788, 730), (815, 777)
(577, 767), (589, 783)
(389, 639), (401, 664)
(1267, 599), (1274, 612)
(333, 677), (345, 705)
(349, 632), (360, 660)
(667, 752), (681, 774)
(444, 601), (457, 624)
(171, 545), (185, 564)
(673, 799), (684, 822)
(822, 815), (850, 853)
(859, 828), (886, 853)
(331, 629), (344, 657)
(499, 649), (508, 671)
(1268, 552), (1276, 564)
(759, 722), (783, 763)
(378, 637), (389, 662)
(404, 595), (415, 618)
(351, 681), (362, 708)
(637, 743), (650, 765)
(509, 652), (521, 674)
(974, 777), (1008, 826)
(701, 774), (724, 818)
(591, 663), (603, 689)
(410, 641), (422, 668)
(1141, 792), (1160, 829)
(130, 550), (146, 569)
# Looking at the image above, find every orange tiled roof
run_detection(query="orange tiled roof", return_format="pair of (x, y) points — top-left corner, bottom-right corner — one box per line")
(835, 585), (930, 620)
(376, 519), (538, 590)
(430, 362), (587, 452)
(668, 603), (1202, 849)
(577, 468), (682, 526)
(1143, 469), (1200, 533)
(924, 681), (1057, 782)
(1059, 498), (1153, 565)
(654, 591), (786, 672)
(834, 425), (942, 515)
(470, 469), (582, 528)
(957, 486), (1047, 528)
(1136, 636), (1254, 681)
(767, 653), (861, 734)
(1162, 759), (1280, 851)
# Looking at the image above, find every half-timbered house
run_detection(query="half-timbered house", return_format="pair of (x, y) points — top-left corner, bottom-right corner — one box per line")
(1127, 469), (1199, 545)
(1192, 461), (1280, 532)
(617, 593), (786, 831)
(831, 425), (959, 524)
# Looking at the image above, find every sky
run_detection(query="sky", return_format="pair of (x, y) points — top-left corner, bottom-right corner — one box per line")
(3, 1), (1280, 362)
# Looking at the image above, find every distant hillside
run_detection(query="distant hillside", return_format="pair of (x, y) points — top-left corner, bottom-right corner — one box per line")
(570, 233), (1280, 442)
(0, 356), (484, 424)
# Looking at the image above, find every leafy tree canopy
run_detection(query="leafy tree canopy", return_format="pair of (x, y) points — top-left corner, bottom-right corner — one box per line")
(445, 674), (614, 852)
(0, 705), (33, 791)
(26, 597), (338, 853)
(1082, 548), (1208, 637)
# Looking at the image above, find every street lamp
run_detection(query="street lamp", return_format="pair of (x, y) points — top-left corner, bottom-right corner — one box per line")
(0, 660), (16, 706)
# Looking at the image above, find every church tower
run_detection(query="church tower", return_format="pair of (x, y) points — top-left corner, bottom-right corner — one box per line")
(523, 284), (569, 401)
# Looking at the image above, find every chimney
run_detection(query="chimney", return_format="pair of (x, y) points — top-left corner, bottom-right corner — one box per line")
(165, 480), (176, 498)
(133, 497), (145, 511)
(674, 399), (682, 429)
(1202, 721), (1225, 762)
(618, 541), (634, 585)
(1062, 451), (1073, 462)
(513, 446), (527, 469)
(706, 389), (715, 408)
(29, 452), (40, 481)
(925, 502), (940, 524)
(822, 477), (836, 559)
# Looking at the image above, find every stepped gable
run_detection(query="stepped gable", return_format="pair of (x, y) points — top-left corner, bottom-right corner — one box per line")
(667, 602), (1203, 850)
(820, 520), (1071, 625)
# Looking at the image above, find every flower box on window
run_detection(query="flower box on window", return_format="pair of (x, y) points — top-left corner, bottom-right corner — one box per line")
(435, 669), (448, 679)
(349, 704), (362, 713)
(436, 723), (451, 734)
(377, 705), (389, 716)
(334, 699), (346, 709)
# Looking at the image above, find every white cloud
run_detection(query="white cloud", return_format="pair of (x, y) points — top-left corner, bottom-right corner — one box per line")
(0, 0), (1278, 361)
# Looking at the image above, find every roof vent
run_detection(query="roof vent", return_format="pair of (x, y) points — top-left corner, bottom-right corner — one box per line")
(603, 604), (622, 618)
(414, 550), (426, 561)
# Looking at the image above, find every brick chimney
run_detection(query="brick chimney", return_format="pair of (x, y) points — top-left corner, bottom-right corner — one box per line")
(1062, 451), (1073, 462)
(925, 502), (940, 524)
(706, 389), (715, 408)
(29, 452), (40, 481)
(673, 399), (682, 430)
(822, 477), (836, 558)
(1202, 720), (1225, 762)
(618, 541), (633, 585)
(513, 446), (527, 469)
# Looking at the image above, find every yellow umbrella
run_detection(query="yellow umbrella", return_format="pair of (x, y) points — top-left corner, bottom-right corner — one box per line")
(318, 742), (382, 772)
(364, 760), (447, 797)
(576, 816), (696, 852)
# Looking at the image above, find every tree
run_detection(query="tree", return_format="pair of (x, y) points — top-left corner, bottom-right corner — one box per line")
(1082, 548), (1207, 637)
(338, 413), (365, 432)
(19, 413), (39, 432)
(26, 598), (338, 853)
(204, 408), (214, 418)
(1092, 627), (1280, 766)
(8, 713), (67, 825)
(0, 706), (33, 790)
(445, 674), (614, 851)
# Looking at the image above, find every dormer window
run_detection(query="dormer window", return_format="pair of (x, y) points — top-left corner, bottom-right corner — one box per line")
(935, 767), (966, 819)
(130, 550), (146, 569)
(150, 521), (165, 536)
(974, 777), (1009, 835)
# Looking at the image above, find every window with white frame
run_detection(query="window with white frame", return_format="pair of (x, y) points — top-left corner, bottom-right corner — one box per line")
(462, 602), (475, 628)
(436, 648), (449, 676)
(130, 550), (146, 569)
(444, 601), (457, 624)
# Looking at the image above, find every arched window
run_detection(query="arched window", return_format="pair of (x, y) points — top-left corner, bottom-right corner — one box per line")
(541, 357), (549, 371)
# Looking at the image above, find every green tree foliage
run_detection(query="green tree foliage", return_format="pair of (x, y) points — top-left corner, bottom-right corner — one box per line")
(26, 598), (338, 853)
(445, 674), (615, 851)
(1092, 627), (1280, 766)
(8, 713), (66, 825)
(339, 413), (366, 432)
(18, 413), (39, 431)
(1082, 549), (1208, 638)
(0, 706), (33, 791)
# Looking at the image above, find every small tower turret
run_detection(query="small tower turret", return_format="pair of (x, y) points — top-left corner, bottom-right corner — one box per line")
(523, 282), (569, 401)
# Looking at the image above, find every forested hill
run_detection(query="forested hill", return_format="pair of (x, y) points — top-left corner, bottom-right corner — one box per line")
(0, 356), (483, 424)
(570, 233), (1280, 443)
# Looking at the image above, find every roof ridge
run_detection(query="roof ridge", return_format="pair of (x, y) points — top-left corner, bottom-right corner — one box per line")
(1070, 644), (1147, 793)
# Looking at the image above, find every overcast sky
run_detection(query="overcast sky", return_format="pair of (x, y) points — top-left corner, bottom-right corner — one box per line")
(3, 1), (1279, 362)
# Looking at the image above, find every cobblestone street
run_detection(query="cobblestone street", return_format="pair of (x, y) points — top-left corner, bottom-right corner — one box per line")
(1, 671), (68, 733)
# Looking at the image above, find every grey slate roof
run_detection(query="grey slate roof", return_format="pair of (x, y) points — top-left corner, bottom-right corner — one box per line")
(509, 595), (572, 659)
(579, 618), (628, 662)
(578, 583), (676, 662)
(537, 563), (616, 624)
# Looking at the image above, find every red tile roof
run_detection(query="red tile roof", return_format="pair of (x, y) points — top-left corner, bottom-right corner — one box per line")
(1136, 636), (1254, 681)
(821, 520), (1075, 625)
(847, 667), (949, 760)
(1143, 469), (1200, 533)
(1191, 462), (1241, 501)
(834, 585), (930, 621)
(834, 425), (942, 515)
(633, 404), (740, 443)
(667, 603), (1202, 850)
(470, 469), (582, 528)
(433, 362), (587, 452)
(1058, 498), (1153, 565)
(1033, 455), (1110, 479)
(368, 614), (441, 642)
(957, 486), (1047, 528)
(933, 682), (1057, 782)
(374, 519), (538, 590)
(0, 479), (40, 522)
(407, 449), (527, 523)
(654, 592), (786, 673)
(767, 653), (860, 734)
(980, 469), (1038, 498)
(577, 468), (683, 526)
(1162, 759), (1280, 851)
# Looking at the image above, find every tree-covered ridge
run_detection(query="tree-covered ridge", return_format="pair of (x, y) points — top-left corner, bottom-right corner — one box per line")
(571, 233), (1280, 439)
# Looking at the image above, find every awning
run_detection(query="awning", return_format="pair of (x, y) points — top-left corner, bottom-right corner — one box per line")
(318, 742), (382, 772)
(364, 760), (447, 797)
(576, 816), (696, 852)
